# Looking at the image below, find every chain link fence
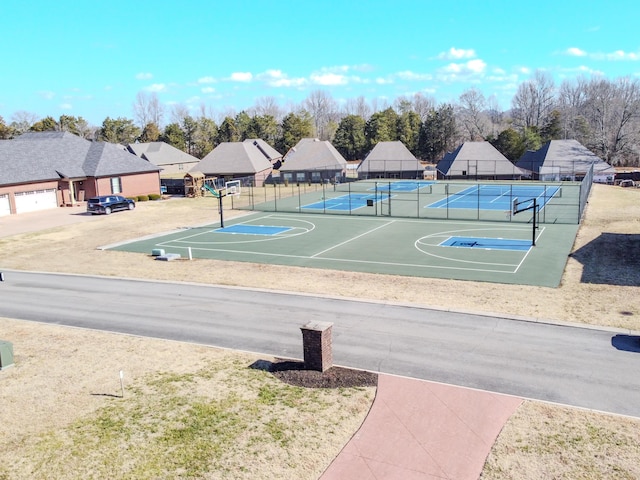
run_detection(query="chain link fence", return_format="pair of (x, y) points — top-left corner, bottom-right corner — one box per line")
(223, 175), (591, 225)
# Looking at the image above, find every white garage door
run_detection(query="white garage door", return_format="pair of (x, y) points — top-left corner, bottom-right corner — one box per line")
(0, 194), (10, 217)
(14, 189), (58, 214)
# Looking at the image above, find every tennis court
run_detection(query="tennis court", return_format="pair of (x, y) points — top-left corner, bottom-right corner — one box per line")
(239, 179), (585, 224)
(427, 184), (560, 211)
(107, 211), (579, 287)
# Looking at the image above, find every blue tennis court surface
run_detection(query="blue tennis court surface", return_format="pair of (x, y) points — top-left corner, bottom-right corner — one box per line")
(427, 185), (560, 211)
(368, 181), (435, 192)
(215, 224), (292, 235)
(440, 236), (532, 251)
(302, 193), (379, 211)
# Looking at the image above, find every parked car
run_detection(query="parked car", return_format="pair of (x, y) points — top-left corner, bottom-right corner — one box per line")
(86, 195), (135, 215)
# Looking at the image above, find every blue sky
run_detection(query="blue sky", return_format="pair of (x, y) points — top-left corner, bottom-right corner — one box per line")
(1, 0), (639, 126)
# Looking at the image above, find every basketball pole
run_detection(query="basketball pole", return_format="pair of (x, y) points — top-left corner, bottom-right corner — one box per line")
(532, 198), (537, 246)
(218, 193), (224, 228)
(513, 197), (538, 247)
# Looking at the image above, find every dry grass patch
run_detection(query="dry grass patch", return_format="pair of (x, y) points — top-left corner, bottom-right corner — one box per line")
(482, 401), (640, 479)
(0, 318), (374, 480)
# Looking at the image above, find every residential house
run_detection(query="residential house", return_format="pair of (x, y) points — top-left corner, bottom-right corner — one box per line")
(358, 141), (424, 179)
(0, 132), (161, 216)
(191, 139), (280, 187)
(279, 138), (347, 184)
(126, 142), (200, 176)
(436, 141), (525, 180)
(516, 139), (615, 183)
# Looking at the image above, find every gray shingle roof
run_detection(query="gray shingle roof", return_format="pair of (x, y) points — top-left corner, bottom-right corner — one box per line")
(358, 141), (423, 173)
(437, 141), (524, 176)
(515, 139), (614, 175)
(279, 138), (347, 171)
(0, 132), (159, 186)
(191, 139), (280, 175)
(127, 142), (201, 166)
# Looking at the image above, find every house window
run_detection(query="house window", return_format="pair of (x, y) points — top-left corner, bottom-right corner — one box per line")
(462, 170), (467, 176)
(296, 172), (306, 182)
(110, 177), (122, 194)
(179, 164), (184, 170)
(311, 172), (321, 182)
(283, 173), (293, 182)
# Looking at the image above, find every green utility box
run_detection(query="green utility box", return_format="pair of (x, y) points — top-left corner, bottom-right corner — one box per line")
(0, 340), (14, 370)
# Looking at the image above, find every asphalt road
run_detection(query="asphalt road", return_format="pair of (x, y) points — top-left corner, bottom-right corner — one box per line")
(1, 270), (639, 417)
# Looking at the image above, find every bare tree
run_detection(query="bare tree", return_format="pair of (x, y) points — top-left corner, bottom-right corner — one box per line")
(486, 95), (505, 135)
(511, 70), (556, 131)
(170, 104), (190, 125)
(133, 91), (164, 128)
(457, 88), (490, 140)
(557, 77), (590, 142)
(252, 96), (283, 121)
(342, 96), (372, 119)
(412, 93), (436, 122)
(10, 111), (39, 134)
(583, 76), (640, 165)
(304, 89), (338, 140)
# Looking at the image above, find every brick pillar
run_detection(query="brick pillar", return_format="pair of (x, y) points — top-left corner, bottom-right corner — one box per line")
(300, 321), (333, 372)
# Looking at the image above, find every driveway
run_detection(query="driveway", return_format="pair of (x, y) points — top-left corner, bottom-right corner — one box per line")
(0, 205), (95, 238)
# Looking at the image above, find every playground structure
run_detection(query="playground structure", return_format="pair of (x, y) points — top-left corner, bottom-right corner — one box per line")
(184, 172), (205, 197)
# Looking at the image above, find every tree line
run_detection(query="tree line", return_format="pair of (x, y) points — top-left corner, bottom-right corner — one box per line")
(1, 72), (639, 166)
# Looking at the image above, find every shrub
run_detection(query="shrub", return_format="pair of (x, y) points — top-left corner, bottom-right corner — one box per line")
(148, 193), (162, 201)
(137, 195), (149, 202)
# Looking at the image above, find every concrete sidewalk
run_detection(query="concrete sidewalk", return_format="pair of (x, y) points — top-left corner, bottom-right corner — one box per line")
(321, 374), (523, 480)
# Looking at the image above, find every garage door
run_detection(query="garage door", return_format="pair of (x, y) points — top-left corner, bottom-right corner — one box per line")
(14, 189), (58, 214)
(0, 194), (10, 217)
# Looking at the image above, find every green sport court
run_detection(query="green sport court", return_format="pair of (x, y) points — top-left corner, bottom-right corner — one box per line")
(108, 210), (579, 287)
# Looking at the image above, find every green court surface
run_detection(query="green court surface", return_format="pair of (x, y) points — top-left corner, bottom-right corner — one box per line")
(107, 211), (579, 287)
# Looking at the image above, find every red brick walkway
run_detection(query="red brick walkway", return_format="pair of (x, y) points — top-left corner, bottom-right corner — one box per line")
(321, 374), (523, 480)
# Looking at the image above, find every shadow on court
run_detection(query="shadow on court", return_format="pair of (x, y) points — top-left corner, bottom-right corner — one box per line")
(611, 335), (640, 353)
(570, 233), (640, 286)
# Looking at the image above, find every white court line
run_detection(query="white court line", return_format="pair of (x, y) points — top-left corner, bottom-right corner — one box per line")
(162, 243), (518, 274)
(513, 226), (545, 273)
(311, 220), (395, 258)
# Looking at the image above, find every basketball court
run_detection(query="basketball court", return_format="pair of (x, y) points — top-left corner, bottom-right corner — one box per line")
(106, 209), (578, 287)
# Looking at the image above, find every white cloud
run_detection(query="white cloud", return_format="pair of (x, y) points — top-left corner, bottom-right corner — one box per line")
(566, 47), (587, 57)
(252, 69), (306, 87)
(565, 47), (640, 61)
(395, 71), (433, 81)
(38, 91), (55, 100)
(144, 83), (166, 92)
(604, 50), (640, 61)
(201, 87), (216, 93)
(437, 48), (476, 60)
(466, 59), (486, 73)
(230, 72), (253, 82)
(441, 59), (486, 75)
(197, 76), (216, 84)
(135, 72), (153, 80)
(59, 103), (72, 110)
(310, 72), (348, 86)
(375, 77), (393, 85)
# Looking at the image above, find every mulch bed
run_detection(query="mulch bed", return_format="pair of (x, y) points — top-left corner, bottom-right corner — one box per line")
(251, 359), (378, 389)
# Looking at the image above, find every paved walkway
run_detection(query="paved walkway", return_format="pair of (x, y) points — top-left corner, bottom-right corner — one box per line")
(321, 374), (523, 480)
